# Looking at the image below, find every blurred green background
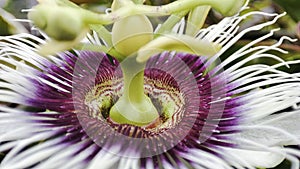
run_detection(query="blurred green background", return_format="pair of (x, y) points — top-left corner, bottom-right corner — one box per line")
(0, 0), (299, 168)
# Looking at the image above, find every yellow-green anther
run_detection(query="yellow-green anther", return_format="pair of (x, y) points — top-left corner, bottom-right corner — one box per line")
(135, 0), (246, 17)
(112, 14), (153, 56)
(111, 0), (133, 11)
(111, 0), (153, 57)
(132, 0), (144, 4)
(37, 0), (79, 8)
(186, 6), (211, 36)
(27, 7), (47, 30)
(28, 5), (85, 41)
(53, 0), (81, 8)
(136, 34), (221, 63)
(37, 28), (88, 56)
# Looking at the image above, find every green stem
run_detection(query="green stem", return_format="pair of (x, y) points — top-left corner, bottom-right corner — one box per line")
(109, 57), (159, 126)
(82, 0), (246, 25)
(122, 58), (147, 102)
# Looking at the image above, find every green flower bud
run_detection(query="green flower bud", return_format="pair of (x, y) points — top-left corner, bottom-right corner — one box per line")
(28, 5), (85, 41)
(112, 14), (154, 56)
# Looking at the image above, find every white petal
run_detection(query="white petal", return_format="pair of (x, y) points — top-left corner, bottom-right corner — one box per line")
(87, 146), (121, 169)
(226, 148), (285, 168)
(259, 110), (300, 145)
(235, 109), (300, 147)
(177, 149), (232, 169)
(145, 158), (155, 169)
(238, 83), (300, 121)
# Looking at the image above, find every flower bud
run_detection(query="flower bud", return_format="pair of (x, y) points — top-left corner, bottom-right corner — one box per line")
(28, 5), (85, 41)
(112, 14), (154, 56)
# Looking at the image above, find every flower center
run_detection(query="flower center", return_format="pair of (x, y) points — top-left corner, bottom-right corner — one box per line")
(83, 68), (185, 133)
(69, 52), (209, 157)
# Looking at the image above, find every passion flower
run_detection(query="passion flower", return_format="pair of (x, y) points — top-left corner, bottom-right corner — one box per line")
(0, 1), (300, 169)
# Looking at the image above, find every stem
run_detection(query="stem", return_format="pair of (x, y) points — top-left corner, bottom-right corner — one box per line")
(82, 0), (246, 25)
(109, 57), (159, 126)
(122, 58), (147, 102)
